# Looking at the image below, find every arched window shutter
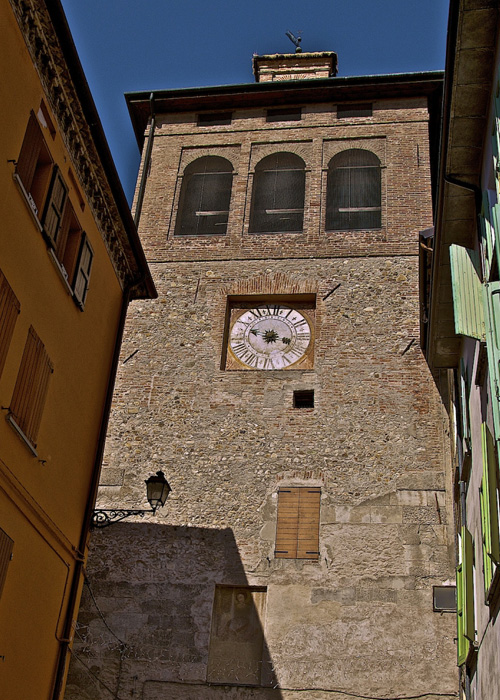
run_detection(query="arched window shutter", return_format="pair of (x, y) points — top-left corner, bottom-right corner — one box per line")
(249, 152), (305, 233)
(175, 156), (233, 236)
(326, 149), (381, 230)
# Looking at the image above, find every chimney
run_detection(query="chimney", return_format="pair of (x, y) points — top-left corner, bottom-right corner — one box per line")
(252, 51), (338, 83)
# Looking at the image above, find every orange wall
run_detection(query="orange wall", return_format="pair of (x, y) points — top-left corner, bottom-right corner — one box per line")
(0, 2), (126, 698)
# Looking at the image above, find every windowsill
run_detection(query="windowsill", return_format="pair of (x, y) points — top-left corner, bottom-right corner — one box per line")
(248, 229), (304, 235)
(5, 413), (38, 457)
(325, 227), (383, 232)
(12, 173), (43, 233)
(47, 247), (74, 296)
(174, 232), (227, 238)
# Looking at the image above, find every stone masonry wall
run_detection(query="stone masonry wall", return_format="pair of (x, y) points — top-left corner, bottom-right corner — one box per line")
(65, 94), (457, 700)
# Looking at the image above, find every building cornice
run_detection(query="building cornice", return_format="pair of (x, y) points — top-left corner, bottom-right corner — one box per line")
(9, 0), (156, 299)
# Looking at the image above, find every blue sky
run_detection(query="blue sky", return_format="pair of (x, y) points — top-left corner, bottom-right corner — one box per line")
(60, 0), (450, 202)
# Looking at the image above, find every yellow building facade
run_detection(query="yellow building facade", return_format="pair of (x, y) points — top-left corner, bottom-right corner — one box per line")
(0, 1), (155, 698)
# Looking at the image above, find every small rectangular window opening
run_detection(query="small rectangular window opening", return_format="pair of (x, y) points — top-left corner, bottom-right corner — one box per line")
(293, 390), (314, 408)
(38, 101), (56, 139)
(433, 585), (456, 612)
(266, 108), (302, 122)
(197, 112), (232, 126)
(337, 103), (373, 119)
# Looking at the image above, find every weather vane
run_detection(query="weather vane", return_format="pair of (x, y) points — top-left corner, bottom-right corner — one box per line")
(286, 30), (302, 53)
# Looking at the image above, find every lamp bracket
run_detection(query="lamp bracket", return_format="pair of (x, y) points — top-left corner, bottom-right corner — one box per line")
(91, 508), (154, 529)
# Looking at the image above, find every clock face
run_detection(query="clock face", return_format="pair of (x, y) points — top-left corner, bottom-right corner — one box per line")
(229, 304), (312, 369)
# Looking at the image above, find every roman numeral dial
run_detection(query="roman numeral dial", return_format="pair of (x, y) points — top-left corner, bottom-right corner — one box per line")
(229, 305), (312, 369)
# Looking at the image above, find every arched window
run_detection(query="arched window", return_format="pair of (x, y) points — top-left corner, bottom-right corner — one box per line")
(249, 152), (305, 233)
(326, 149), (381, 230)
(175, 156), (233, 236)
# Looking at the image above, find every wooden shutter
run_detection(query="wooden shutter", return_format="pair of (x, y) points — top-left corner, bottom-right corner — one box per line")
(480, 423), (500, 594)
(484, 281), (500, 439)
(16, 112), (43, 192)
(10, 326), (53, 446)
(459, 359), (471, 452)
(456, 562), (469, 665)
(492, 82), (500, 186)
(41, 167), (68, 246)
(72, 234), (93, 308)
(275, 487), (320, 559)
(449, 245), (485, 341)
(462, 526), (475, 643)
(0, 270), (20, 378)
(0, 528), (14, 602)
(456, 525), (475, 666)
(479, 191), (497, 282)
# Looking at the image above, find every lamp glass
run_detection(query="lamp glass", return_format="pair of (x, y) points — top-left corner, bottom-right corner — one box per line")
(145, 470), (171, 512)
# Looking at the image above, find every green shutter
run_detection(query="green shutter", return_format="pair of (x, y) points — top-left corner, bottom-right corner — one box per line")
(449, 244), (485, 340)
(459, 359), (471, 448)
(491, 203), (500, 284)
(480, 423), (500, 596)
(456, 562), (469, 666)
(479, 192), (495, 282)
(456, 525), (476, 665)
(480, 483), (494, 593)
(462, 526), (475, 644)
(484, 281), (500, 439)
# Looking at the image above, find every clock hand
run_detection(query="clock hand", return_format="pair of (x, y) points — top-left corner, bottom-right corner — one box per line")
(249, 329), (291, 344)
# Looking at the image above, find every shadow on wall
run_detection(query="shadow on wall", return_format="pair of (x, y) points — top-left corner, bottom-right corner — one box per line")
(65, 523), (282, 700)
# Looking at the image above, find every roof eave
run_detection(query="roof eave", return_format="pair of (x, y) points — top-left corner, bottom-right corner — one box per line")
(126, 71), (444, 149)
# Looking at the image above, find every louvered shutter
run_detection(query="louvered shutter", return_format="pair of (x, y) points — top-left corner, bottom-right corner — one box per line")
(456, 525), (475, 666)
(492, 83), (500, 185)
(459, 359), (471, 456)
(72, 234), (93, 308)
(484, 281), (500, 439)
(456, 562), (469, 666)
(0, 270), (20, 378)
(41, 167), (68, 246)
(275, 487), (320, 559)
(491, 203), (500, 266)
(479, 191), (497, 282)
(176, 157), (233, 236)
(249, 153), (305, 233)
(480, 423), (500, 594)
(10, 326), (53, 447)
(462, 526), (475, 644)
(297, 488), (321, 558)
(16, 112), (43, 192)
(326, 149), (381, 231)
(0, 528), (13, 603)
(275, 488), (299, 557)
(449, 245), (485, 341)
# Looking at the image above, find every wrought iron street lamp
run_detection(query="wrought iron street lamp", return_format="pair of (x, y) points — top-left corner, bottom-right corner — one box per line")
(91, 470), (171, 528)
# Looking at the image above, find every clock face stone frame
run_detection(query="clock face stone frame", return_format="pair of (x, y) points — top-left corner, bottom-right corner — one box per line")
(225, 298), (315, 370)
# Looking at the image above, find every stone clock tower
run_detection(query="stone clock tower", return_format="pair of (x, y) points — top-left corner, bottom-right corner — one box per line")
(66, 53), (457, 700)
